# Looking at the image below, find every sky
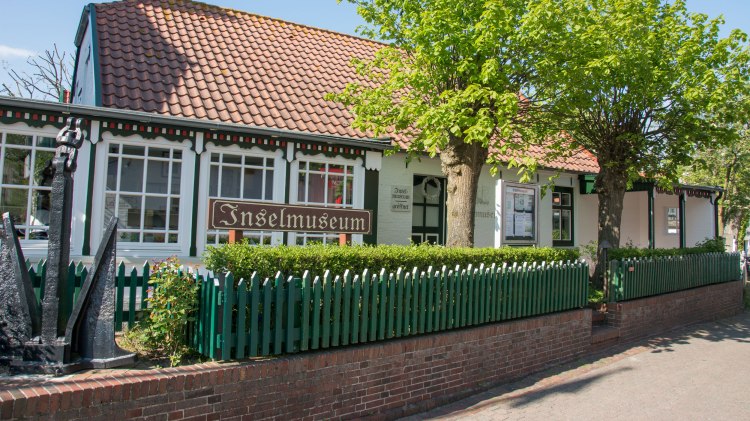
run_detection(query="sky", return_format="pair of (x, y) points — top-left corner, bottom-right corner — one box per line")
(0, 0), (749, 95)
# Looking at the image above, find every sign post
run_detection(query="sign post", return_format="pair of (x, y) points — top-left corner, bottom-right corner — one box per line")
(228, 229), (243, 244)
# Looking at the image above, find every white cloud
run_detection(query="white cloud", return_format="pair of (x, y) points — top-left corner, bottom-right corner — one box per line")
(0, 45), (35, 59)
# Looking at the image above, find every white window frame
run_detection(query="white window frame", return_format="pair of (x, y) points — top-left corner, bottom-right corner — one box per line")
(91, 133), (195, 257)
(196, 142), (286, 254)
(0, 122), (91, 258)
(500, 181), (539, 246)
(288, 151), (364, 245)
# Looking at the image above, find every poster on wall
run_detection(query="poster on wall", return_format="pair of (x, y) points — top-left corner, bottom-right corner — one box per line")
(504, 184), (537, 243)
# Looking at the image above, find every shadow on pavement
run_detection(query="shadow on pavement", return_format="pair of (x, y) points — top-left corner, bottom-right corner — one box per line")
(508, 367), (633, 408)
(646, 314), (750, 353)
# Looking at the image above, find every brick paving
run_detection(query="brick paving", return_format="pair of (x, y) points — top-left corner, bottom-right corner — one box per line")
(403, 311), (750, 420)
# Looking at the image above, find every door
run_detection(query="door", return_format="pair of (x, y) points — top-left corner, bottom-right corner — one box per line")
(411, 175), (446, 244)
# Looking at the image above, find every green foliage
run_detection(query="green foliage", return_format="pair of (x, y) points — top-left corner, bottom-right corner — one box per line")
(609, 237), (726, 260)
(333, 0), (551, 173)
(681, 117), (750, 238)
(588, 285), (605, 305)
(579, 241), (598, 264)
(528, 0), (750, 182)
(202, 242), (579, 282)
(124, 257), (199, 367)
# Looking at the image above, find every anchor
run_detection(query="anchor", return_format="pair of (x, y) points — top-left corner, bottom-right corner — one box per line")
(0, 117), (134, 374)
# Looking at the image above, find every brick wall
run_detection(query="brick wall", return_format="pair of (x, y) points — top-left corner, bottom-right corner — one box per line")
(0, 309), (591, 421)
(606, 281), (744, 343)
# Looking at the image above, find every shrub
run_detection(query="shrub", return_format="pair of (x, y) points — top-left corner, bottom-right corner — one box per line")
(124, 257), (199, 366)
(588, 284), (605, 304)
(608, 237), (726, 260)
(202, 242), (580, 282)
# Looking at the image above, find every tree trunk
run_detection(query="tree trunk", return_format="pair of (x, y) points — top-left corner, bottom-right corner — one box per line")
(593, 164), (628, 290)
(440, 137), (488, 247)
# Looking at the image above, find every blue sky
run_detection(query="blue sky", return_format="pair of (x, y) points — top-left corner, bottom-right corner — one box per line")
(0, 0), (748, 94)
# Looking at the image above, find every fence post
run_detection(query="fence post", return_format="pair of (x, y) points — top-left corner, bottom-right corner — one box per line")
(236, 278), (247, 359)
(274, 272), (284, 354)
(221, 273), (234, 360)
(286, 276), (297, 353)
(249, 273), (260, 357)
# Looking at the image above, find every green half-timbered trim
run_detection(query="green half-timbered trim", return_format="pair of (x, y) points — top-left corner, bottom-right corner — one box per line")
(0, 107), (83, 130)
(203, 130), (285, 151)
(100, 119), (196, 142)
(295, 141), (367, 159)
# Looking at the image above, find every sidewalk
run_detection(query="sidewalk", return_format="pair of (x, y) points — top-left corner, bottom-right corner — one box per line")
(403, 311), (750, 421)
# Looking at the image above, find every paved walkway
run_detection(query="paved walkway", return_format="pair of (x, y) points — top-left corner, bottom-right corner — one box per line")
(403, 311), (750, 421)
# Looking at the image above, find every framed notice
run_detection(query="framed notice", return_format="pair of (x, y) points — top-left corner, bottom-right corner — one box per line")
(503, 183), (538, 244)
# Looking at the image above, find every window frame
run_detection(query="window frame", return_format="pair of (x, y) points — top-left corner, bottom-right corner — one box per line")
(0, 129), (57, 244)
(552, 186), (574, 247)
(501, 182), (539, 245)
(0, 124), (71, 251)
(665, 207), (679, 235)
(92, 134), (195, 257)
(196, 142), (286, 252)
(288, 151), (364, 246)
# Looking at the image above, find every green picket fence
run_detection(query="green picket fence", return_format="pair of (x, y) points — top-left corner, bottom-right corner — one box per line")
(194, 260), (589, 360)
(607, 252), (741, 302)
(27, 260), (152, 332)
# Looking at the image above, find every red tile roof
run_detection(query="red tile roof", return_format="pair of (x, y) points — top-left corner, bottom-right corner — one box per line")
(91, 0), (599, 173)
(494, 143), (600, 174)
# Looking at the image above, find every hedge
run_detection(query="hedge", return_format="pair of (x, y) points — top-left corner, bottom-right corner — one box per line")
(608, 237), (725, 260)
(202, 243), (580, 281)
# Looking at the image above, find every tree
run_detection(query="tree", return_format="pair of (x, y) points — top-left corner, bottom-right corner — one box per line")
(332, 0), (560, 247)
(681, 120), (750, 247)
(526, 0), (750, 285)
(1, 44), (72, 101)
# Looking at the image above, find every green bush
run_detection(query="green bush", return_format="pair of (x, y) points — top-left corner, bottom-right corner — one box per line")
(202, 242), (580, 282)
(608, 237), (726, 260)
(124, 257), (199, 367)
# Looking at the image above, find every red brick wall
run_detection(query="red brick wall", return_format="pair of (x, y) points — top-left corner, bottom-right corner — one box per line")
(0, 310), (591, 421)
(606, 281), (744, 342)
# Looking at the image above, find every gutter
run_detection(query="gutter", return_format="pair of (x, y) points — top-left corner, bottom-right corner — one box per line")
(0, 96), (393, 151)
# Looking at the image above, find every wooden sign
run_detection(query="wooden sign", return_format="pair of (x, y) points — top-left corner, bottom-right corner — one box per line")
(208, 199), (372, 234)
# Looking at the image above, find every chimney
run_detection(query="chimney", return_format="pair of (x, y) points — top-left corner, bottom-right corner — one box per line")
(62, 90), (71, 103)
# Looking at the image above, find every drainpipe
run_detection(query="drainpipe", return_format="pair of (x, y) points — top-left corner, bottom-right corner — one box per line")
(713, 190), (723, 239)
(678, 192), (686, 248)
(647, 186), (655, 249)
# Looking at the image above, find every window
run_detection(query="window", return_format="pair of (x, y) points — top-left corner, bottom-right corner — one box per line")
(666, 207), (679, 234)
(104, 143), (182, 244)
(206, 152), (275, 245)
(295, 160), (355, 245)
(0, 132), (56, 240)
(503, 183), (538, 244)
(552, 187), (574, 247)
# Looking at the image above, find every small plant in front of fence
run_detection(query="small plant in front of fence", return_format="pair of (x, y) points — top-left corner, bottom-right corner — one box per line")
(588, 284), (605, 306)
(123, 257), (199, 367)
